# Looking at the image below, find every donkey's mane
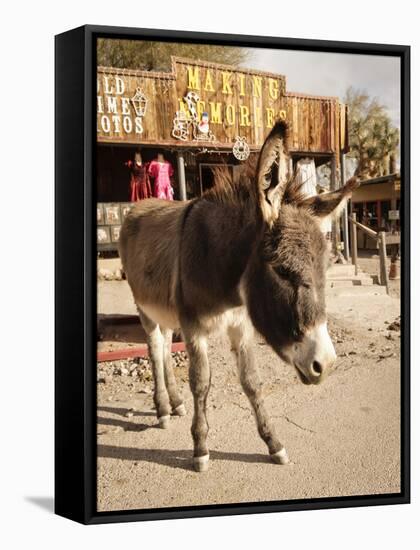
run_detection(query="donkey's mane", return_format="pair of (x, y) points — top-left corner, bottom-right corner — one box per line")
(204, 162), (308, 210)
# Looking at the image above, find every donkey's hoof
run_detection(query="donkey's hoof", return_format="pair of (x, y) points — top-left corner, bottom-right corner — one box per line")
(158, 415), (170, 429)
(193, 454), (209, 472)
(173, 403), (187, 416)
(270, 447), (290, 465)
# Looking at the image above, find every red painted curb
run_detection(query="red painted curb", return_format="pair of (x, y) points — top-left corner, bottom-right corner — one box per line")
(97, 342), (186, 362)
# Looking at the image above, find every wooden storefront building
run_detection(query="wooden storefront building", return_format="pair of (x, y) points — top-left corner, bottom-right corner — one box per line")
(97, 57), (349, 250)
(350, 173), (401, 249)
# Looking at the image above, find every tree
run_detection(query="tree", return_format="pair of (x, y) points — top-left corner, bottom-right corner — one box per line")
(344, 86), (399, 179)
(97, 39), (251, 71)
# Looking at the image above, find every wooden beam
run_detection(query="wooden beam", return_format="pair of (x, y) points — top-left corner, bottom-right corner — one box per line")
(350, 213), (358, 275)
(97, 342), (186, 362)
(350, 218), (378, 239)
(378, 231), (390, 294)
(341, 152), (350, 261)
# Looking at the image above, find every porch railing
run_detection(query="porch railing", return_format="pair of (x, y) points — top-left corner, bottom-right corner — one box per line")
(349, 213), (391, 295)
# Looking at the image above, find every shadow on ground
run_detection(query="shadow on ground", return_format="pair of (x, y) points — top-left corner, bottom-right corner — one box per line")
(97, 444), (273, 472)
(97, 406), (159, 433)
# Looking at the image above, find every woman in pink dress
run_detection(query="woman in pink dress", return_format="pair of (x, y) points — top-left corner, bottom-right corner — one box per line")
(148, 154), (174, 200)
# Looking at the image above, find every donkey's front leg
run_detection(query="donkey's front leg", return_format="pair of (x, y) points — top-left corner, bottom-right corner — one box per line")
(228, 320), (290, 465)
(184, 333), (211, 472)
(137, 306), (171, 429)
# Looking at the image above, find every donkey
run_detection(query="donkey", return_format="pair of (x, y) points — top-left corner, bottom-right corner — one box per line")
(119, 121), (359, 472)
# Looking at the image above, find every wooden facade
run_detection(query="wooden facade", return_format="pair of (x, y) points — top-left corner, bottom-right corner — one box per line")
(97, 57), (348, 156)
(285, 93), (347, 156)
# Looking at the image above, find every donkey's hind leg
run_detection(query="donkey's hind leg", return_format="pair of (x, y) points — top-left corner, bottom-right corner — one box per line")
(162, 328), (186, 416)
(228, 317), (290, 465)
(137, 306), (171, 429)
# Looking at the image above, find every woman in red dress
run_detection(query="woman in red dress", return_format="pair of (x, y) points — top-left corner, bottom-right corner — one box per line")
(125, 151), (152, 202)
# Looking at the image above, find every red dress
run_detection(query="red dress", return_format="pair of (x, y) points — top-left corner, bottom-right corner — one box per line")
(126, 160), (152, 202)
(148, 160), (174, 200)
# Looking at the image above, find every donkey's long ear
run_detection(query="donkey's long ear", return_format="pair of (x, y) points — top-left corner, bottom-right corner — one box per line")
(300, 177), (360, 219)
(257, 120), (290, 222)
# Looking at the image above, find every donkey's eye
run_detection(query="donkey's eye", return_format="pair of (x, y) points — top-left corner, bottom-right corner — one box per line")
(274, 265), (290, 278)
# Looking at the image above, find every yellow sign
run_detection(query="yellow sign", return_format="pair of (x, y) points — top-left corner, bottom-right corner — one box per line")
(181, 64), (287, 130)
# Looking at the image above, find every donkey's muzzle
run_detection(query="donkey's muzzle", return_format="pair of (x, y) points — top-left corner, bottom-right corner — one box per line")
(292, 322), (337, 385)
(294, 362), (325, 385)
(310, 360), (323, 378)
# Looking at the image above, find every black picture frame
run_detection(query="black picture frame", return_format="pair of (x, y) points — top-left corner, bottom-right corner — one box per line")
(55, 24), (410, 525)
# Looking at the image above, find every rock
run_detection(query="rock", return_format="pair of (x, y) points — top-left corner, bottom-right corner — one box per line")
(387, 319), (401, 331)
(125, 409), (134, 418)
(98, 268), (114, 281)
(377, 352), (394, 360)
(114, 268), (123, 280)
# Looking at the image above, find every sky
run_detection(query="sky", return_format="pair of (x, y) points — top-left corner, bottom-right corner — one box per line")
(244, 48), (400, 128)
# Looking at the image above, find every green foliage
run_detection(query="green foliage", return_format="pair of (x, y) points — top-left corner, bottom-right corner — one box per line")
(345, 86), (399, 179)
(97, 39), (251, 71)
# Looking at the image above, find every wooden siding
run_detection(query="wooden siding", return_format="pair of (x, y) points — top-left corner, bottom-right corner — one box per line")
(97, 57), (347, 154)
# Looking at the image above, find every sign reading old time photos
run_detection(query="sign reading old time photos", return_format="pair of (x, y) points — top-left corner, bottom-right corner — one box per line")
(93, 31), (405, 518)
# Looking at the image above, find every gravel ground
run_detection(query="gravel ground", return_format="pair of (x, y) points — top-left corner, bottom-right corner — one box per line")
(97, 289), (401, 512)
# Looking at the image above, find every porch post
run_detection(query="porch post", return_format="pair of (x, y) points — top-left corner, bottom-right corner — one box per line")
(341, 152), (350, 261)
(177, 151), (187, 201)
(330, 154), (340, 255)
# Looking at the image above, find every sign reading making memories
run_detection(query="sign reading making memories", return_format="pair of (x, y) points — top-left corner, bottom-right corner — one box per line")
(97, 58), (288, 147)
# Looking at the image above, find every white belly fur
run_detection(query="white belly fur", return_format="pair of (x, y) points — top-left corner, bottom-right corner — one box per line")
(199, 305), (252, 336)
(140, 303), (180, 329)
(139, 302), (251, 336)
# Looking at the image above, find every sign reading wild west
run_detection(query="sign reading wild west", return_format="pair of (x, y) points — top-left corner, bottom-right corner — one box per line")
(97, 57), (346, 154)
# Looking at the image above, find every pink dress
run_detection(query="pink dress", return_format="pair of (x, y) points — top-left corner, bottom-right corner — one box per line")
(148, 160), (174, 200)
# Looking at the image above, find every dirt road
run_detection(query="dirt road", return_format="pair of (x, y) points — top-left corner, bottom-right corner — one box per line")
(97, 282), (401, 512)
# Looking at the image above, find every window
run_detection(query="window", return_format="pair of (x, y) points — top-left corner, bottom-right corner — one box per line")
(364, 201), (379, 229)
(352, 202), (364, 223)
(380, 200), (392, 231)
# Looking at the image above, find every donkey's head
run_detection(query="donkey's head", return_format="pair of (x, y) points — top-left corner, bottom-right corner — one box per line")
(245, 121), (359, 385)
